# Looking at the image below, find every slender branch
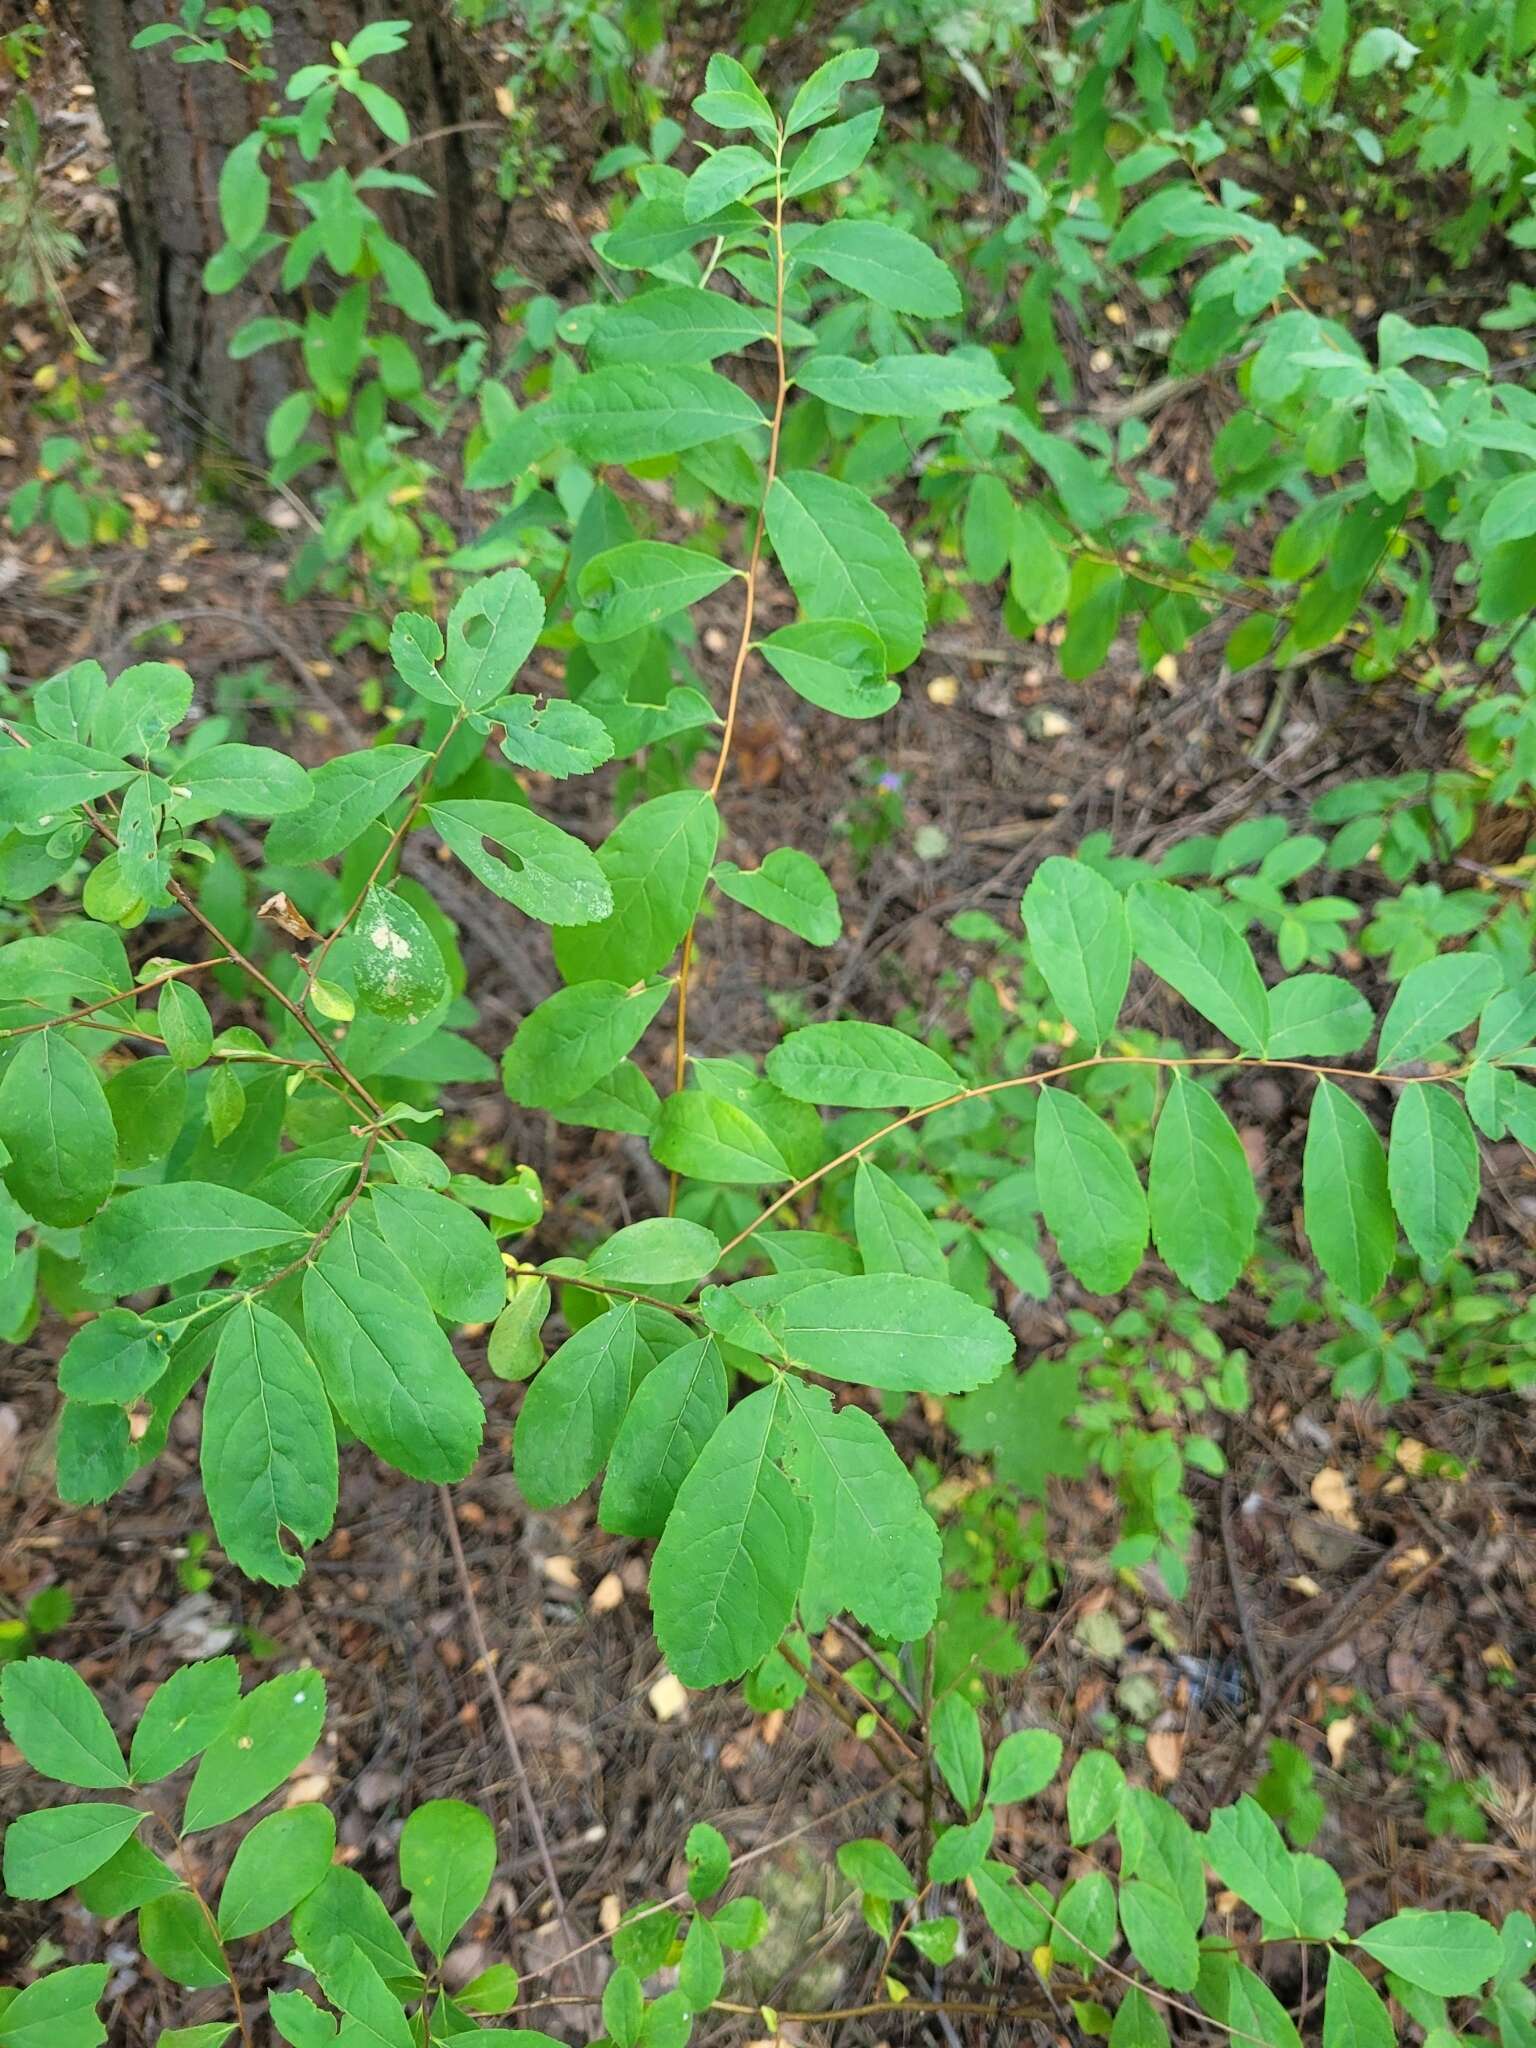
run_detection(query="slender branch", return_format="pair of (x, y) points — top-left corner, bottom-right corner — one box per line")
(711, 1049), (1471, 1265)
(707, 148), (789, 802)
(82, 801), (390, 1127)
(506, 1260), (702, 1321)
(0, 957), (229, 1040)
(144, 1812), (252, 2048)
(665, 131), (792, 1182)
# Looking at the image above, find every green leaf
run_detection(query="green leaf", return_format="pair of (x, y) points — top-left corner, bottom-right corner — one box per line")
(599, 1336), (728, 1538)
(440, 570), (545, 713)
(1197, 1951), (1302, 2048)
(679, 1911), (724, 2010)
(595, 194), (754, 273)
(605, 1964), (645, 2048)
(1388, 1085), (1478, 1266)
(1054, 1869), (1118, 1972)
(370, 1185), (506, 1323)
(557, 365), (766, 462)
(553, 791), (718, 985)
(80, 1184), (305, 1294)
(104, 1057), (188, 1170)
(836, 1837), (915, 1900)
(585, 286), (775, 367)
(1204, 1796), (1345, 1940)
(269, 1989), (338, 2048)
(1478, 472), (1536, 549)
(1128, 882), (1270, 1052)
(1148, 1076), (1257, 1302)
(1303, 1079), (1394, 1302)
(159, 980), (214, 1069)
(156, 2026), (238, 2048)
(683, 142), (774, 220)
(1036, 1085), (1149, 1294)
(183, 1668), (326, 1833)
(587, 1219), (720, 1287)
(0, 1033), (115, 1227)
(1067, 1751), (1126, 1846)
(769, 1271), (1012, 1391)
(303, 1256), (483, 1482)
(781, 1379), (941, 1640)
(651, 1091), (790, 1183)
(458, 1963), (521, 2015)
(129, 1659), (240, 1783)
(0, 1966), (108, 2048)
(796, 221), (961, 316)
(765, 471), (926, 671)
(577, 542), (736, 642)
(1474, 974), (1536, 1061)
(758, 618), (899, 718)
(713, 848), (841, 947)
(796, 350), (1008, 415)
(929, 1808), (995, 1883)
(963, 472), (1012, 583)
(76, 1836), (182, 1916)
(352, 887), (449, 1024)
(314, 1947), (412, 2048)
(0, 1659), (128, 1788)
(853, 1159), (945, 1280)
(216, 1802), (336, 1938)
(399, 1799), (496, 1961)
(494, 694), (615, 778)
(428, 799), (613, 927)
(1362, 392), (1415, 499)
(684, 1825), (731, 1907)
(1120, 1880), (1198, 1991)
(1264, 974), (1375, 1058)
(291, 1865), (421, 1991)
(57, 1309), (172, 1405)
(766, 1020), (960, 1108)
(514, 1303), (638, 1507)
(1116, 1788), (1204, 1927)
(503, 979), (671, 1111)
(1375, 953), (1501, 1069)
(649, 1383), (811, 1687)
(783, 104), (883, 196)
(0, 739), (134, 827)
(1112, 1987), (1170, 2048)
(171, 743), (312, 820)
(1351, 1910), (1503, 1995)
(90, 661), (192, 759)
(1021, 857), (1131, 1050)
(218, 129), (269, 248)
(987, 1729), (1063, 1806)
(973, 1862), (1050, 1951)
(694, 53), (778, 144)
(784, 46), (879, 133)
(202, 1302), (337, 1588)
(487, 1273), (550, 1382)
(931, 1691), (985, 1810)
(1, 1804), (143, 1899)
(55, 1402), (135, 1507)
(1324, 1950), (1394, 2048)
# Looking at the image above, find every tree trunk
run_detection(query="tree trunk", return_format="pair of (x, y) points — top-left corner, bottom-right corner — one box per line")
(69, 0), (490, 454)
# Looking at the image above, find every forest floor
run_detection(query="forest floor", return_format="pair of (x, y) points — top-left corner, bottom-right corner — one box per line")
(2, 25), (1534, 2048)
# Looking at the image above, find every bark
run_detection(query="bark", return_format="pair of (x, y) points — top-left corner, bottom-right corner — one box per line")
(69, 0), (490, 453)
